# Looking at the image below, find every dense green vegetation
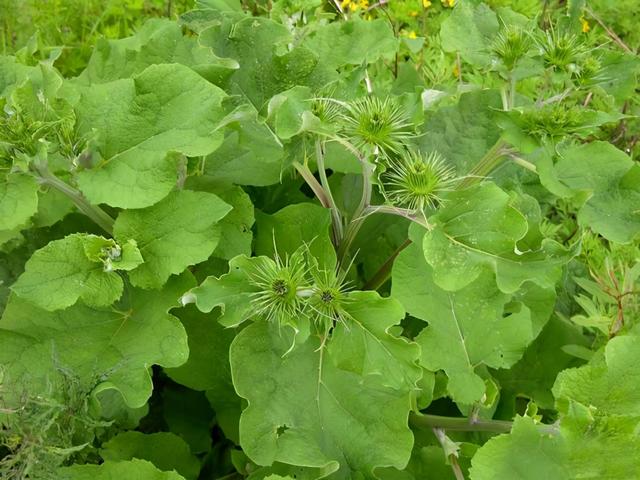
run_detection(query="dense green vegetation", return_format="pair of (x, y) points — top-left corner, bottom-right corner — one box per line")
(1, 0), (194, 74)
(0, 0), (639, 478)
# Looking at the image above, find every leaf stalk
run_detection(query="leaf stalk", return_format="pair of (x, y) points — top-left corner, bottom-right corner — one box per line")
(410, 413), (559, 435)
(293, 161), (331, 209)
(34, 169), (115, 235)
(459, 138), (514, 189)
(337, 157), (374, 267)
(363, 238), (412, 291)
(315, 140), (344, 246)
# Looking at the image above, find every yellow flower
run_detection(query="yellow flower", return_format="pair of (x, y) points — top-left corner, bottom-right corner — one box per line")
(408, 31), (418, 39)
(580, 16), (590, 33)
(423, 0), (432, 7)
(441, 0), (455, 6)
(341, 0), (351, 9)
(359, 0), (369, 9)
(409, 10), (419, 17)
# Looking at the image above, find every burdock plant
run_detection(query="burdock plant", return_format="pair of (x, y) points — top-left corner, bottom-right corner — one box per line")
(492, 25), (532, 71)
(246, 247), (309, 326)
(537, 28), (587, 71)
(340, 96), (414, 155)
(380, 150), (459, 212)
(306, 264), (353, 335)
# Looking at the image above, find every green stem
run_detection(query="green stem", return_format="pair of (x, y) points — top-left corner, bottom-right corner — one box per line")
(337, 219), (361, 268)
(459, 138), (513, 189)
(410, 413), (559, 435)
(315, 140), (344, 245)
(293, 161), (331, 209)
(215, 473), (243, 480)
(337, 159), (374, 267)
(432, 428), (466, 480)
(500, 87), (509, 112)
(502, 73), (517, 111)
(36, 170), (114, 235)
(510, 155), (538, 173)
(355, 159), (374, 219)
(363, 238), (412, 291)
(357, 204), (429, 290)
(363, 205), (431, 228)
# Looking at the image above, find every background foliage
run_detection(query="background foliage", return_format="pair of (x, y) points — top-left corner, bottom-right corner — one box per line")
(0, 0), (639, 479)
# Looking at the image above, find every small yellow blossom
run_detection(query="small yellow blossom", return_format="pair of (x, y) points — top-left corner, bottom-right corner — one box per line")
(409, 10), (419, 17)
(359, 0), (369, 9)
(423, 0), (432, 7)
(580, 16), (590, 33)
(408, 31), (418, 39)
(441, 0), (455, 7)
(341, 0), (361, 12)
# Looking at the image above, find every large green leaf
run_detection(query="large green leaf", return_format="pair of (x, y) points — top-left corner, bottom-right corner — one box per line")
(553, 334), (640, 416)
(469, 416), (568, 480)
(199, 16), (336, 108)
(471, 335), (640, 480)
(211, 184), (255, 259)
(439, 2), (499, 67)
(198, 0), (242, 11)
(185, 177), (255, 260)
(183, 254), (258, 327)
(58, 459), (186, 480)
(75, 64), (227, 208)
(100, 432), (200, 480)
(423, 183), (574, 293)
(555, 337), (640, 478)
(418, 90), (502, 174)
(0, 173), (39, 231)
(163, 388), (215, 454)
(0, 273), (193, 407)
(302, 17), (398, 69)
(11, 233), (143, 311)
(548, 142), (640, 243)
(254, 203), (335, 270)
(493, 316), (588, 410)
(203, 104), (285, 186)
(77, 19), (237, 85)
(267, 86), (323, 140)
(560, 414), (640, 479)
(393, 228), (536, 404)
(470, 414), (640, 480)
(113, 190), (231, 289)
(230, 292), (420, 477)
(591, 50), (640, 103)
(0, 55), (41, 97)
(165, 305), (235, 389)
